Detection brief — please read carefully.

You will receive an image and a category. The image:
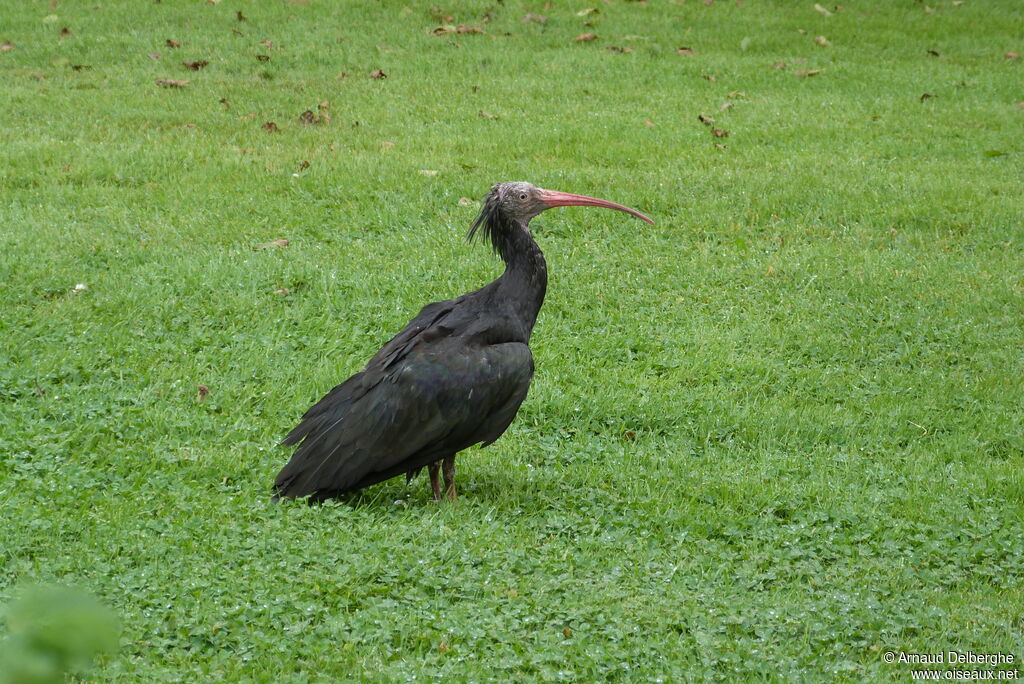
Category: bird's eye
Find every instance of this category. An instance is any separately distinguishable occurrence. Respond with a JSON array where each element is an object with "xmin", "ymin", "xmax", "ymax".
[{"xmin": 519, "ymin": 193, "xmax": 528, "ymax": 201}]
